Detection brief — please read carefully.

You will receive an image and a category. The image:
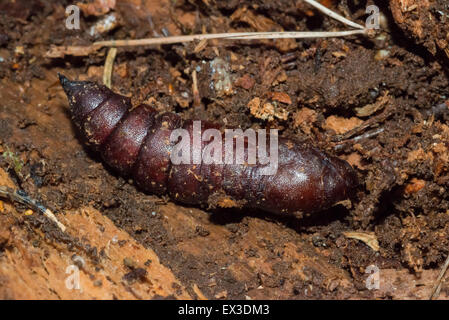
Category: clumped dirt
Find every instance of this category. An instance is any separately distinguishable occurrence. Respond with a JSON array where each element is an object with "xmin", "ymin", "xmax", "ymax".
[{"xmin": 1, "ymin": 0, "xmax": 449, "ymax": 300}]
